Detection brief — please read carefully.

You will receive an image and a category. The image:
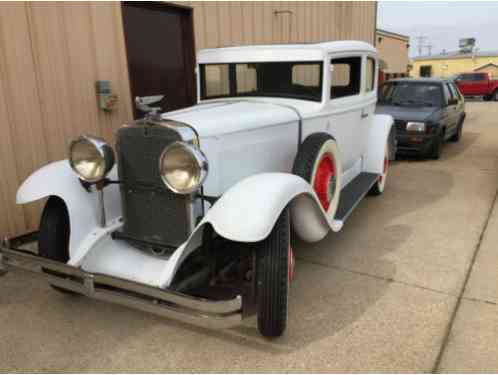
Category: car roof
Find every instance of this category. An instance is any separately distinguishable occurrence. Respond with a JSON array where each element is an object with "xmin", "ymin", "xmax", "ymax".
[{"xmin": 197, "ymin": 41, "xmax": 376, "ymax": 64}]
